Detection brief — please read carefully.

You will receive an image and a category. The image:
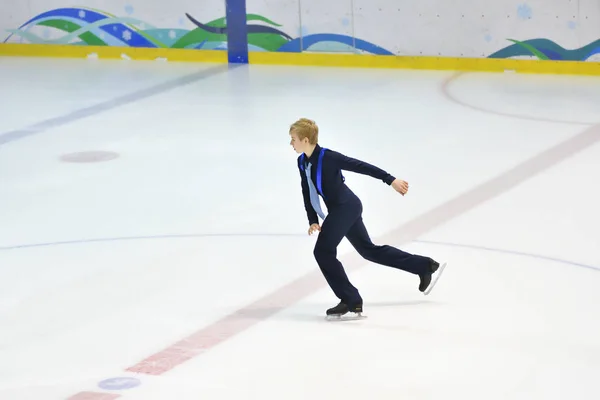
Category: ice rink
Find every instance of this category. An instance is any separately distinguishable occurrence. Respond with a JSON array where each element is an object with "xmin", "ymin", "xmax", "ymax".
[{"xmin": 1, "ymin": 55, "xmax": 599, "ymax": 400}]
